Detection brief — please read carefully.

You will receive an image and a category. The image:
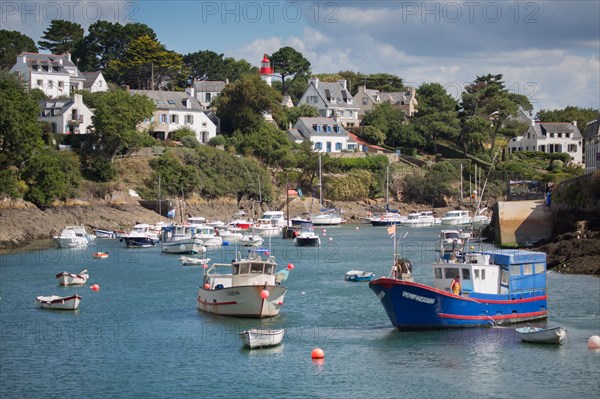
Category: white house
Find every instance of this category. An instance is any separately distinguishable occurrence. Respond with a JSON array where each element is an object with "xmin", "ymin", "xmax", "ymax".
[
  {"xmin": 131, "ymin": 89, "xmax": 217, "ymax": 144},
  {"xmin": 193, "ymin": 80, "xmax": 228, "ymax": 109},
  {"xmin": 508, "ymin": 119, "xmax": 583, "ymax": 165},
  {"xmin": 297, "ymin": 78, "xmax": 360, "ymax": 127},
  {"xmin": 287, "ymin": 117, "xmax": 357, "ymax": 153},
  {"xmin": 38, "ymin": 93, "xmax": 94, "ymax": 134},
  {"xmin": 583, "ymin": 115, "xmax": 600, "ymax": 174},
  {"xmin": 82, "ymin": 71, "xmax": 108, "ymax": 93},
  {"xmin": 353, "ymin": 85, "xmax": 418, "ymax": 119},
  {"xmin": 10, "ymin": 52, "xmax": 87, "ymax": 98}
]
